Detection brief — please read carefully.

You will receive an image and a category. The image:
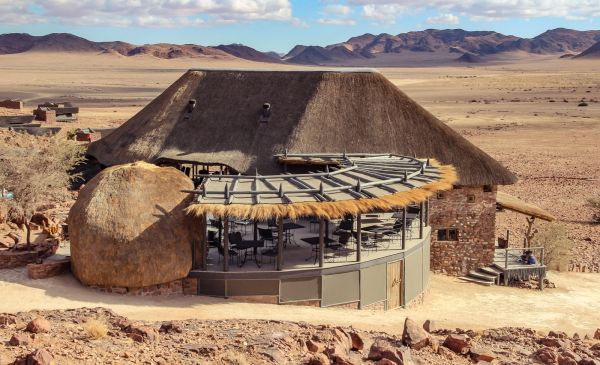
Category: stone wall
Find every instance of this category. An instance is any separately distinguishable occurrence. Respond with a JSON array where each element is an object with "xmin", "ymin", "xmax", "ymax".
[
  {"xmin": 27, "ymin": 258, "xmax": 70, "ymax": 279},
  {"xmin": 429, "ymin": 185, "xmax": 497, "ymax": 275},
  {"xmin": 0, "ymin": 100, "xmax": 23, "ymax": 109},
  {"xmin": 0, "ymin": 241, "xmax": 59, "ymax": 269},
  {"xmin": 88, "ymin": 277, "xmax": 201, "ymax": 296}
]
